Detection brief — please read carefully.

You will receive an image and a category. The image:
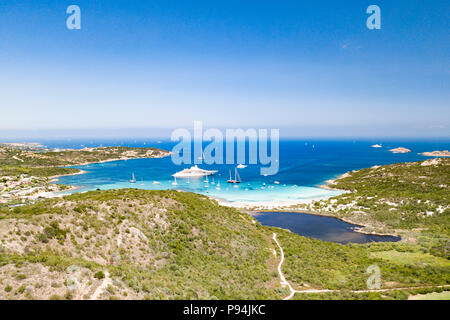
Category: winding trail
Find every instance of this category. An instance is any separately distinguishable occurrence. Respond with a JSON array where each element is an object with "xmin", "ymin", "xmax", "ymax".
[
  {"xmin": 272, "ymin": 233, "xmax": 450, "ymax": 300},
  {"xmin": 272, "ymin": 233, "xmax": 297, "ymax": 300}
]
